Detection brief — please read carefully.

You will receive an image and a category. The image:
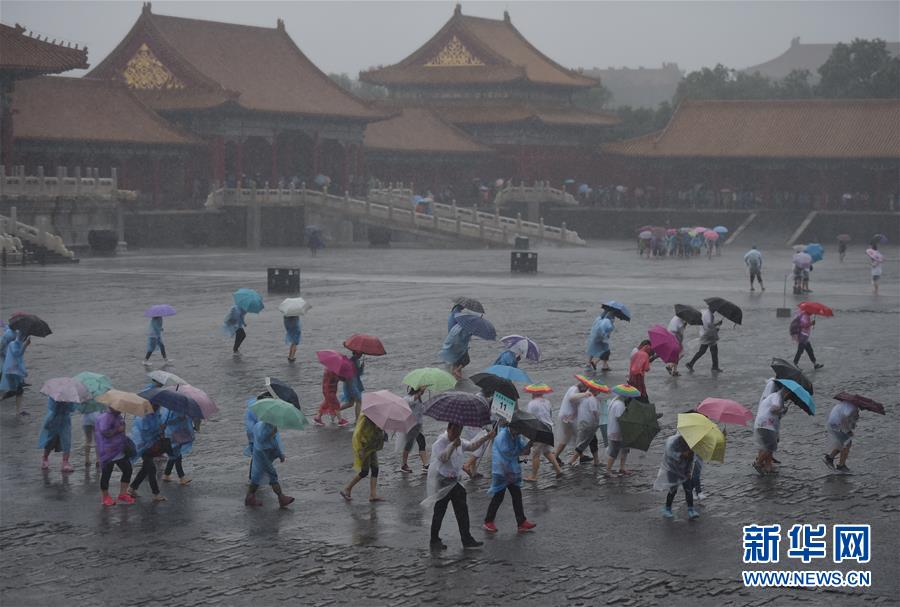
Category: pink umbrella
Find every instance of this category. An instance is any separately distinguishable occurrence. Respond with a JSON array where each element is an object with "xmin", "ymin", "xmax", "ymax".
[
  {"xmin": 361, "ymin": 390, "xmax": 416, "ymax": 432},
  {"xmin": 169, "ymin": 384, "xmax": 219, "ymax": 418},
  {"xmin": 866, "ymin": 248, "xmax": 884, "ymax": 263},
  {"xmin": 40, "ymin": 377, "xmax": 91, "ymax": 403},
  {"xmin": 316, "ymin": 350, "xmax": 356, "ymax": 379},
  {"xmin": 694, "ymin": 226, "xmax": 708, "ymax": 233},
  {"xmin": 647, "ymin": 324, "xmax": 682, "ymax": 364},
  {"xmin": 697, "ymin": 398, "xmax": 753, "ymax": 426},
  {"xmin": 703, "ymin": 230, "xmax": 719, "ymax": 241}
]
